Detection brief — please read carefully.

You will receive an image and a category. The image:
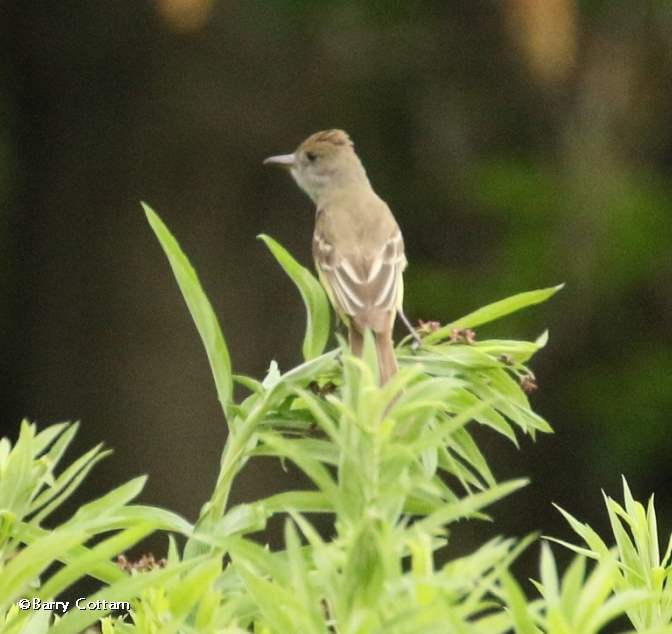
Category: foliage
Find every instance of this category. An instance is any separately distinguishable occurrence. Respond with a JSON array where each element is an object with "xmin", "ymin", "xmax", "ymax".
[
  {"xmin": 548, "ymin": 478, "xmax": 672, "ymax": 631},
  {"xmin": 1, "ymin": 206, "xmax": 669, "ymax": 633},
  {"xmin": 0, "ymin": 421, "xmax": 194, "ymax": 634}
]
